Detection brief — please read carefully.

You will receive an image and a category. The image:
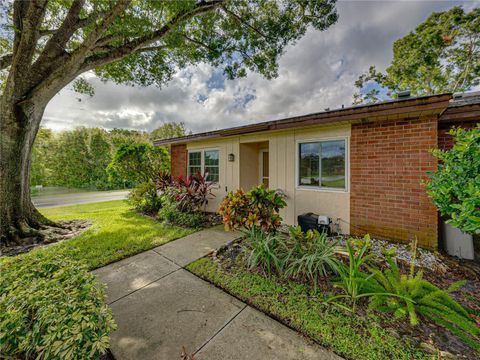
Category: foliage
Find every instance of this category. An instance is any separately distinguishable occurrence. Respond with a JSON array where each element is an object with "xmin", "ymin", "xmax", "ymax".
[
  {"xmin": 219, "ymin": 185, "xmax": 287, "ymax": 231},
  {"xmin": 369, "ymin": 256, "xmax": 480, "ymax": 350},
  {"xmin": 30, "ymin": 126, "xmax": 152, "ymax": 189},
  {"xmin": 108, "ymin": 143, "xmax": 170, "ymax": 185},
  {"xmin": 1, "ymin": 0, "xmax": 338, "ymax": 95},
  {"xmin": 175, "ymin": 173, "xmax": 216, "ymax": 212},
  {"xmin": 353, "ymin": 6, "xmax": 480, "ymax": 104},
  {"xmin": 426, "ymin": 126, "xmax": 480, "ymax": 234},
  {"xmin": 243, "ymin": 226, "xmax": 288, "ymax": 275},
  {"xmin": 328, "ymin": 235, "xmax": 377, "ymax": 312},
  {"xmin": 128, "ymin": 180, "xmax": 163, "ymax": 214},
  {"xmin": 0, "ymin": 252, "xmax": 115, "ymax": 359},
  {"xmin": 284, "ymin": 226, "xmax": 342, "ymax": 290},
  {"xmin": 150, "ymin": 122, "xmax": 190, "ymax": 141},
  {"xmin": 158, "ymin": 196, "xmax": 206, "ymax": 228},
  {"xmin": 30, "ymin": 128, "xmax": 55, "ymax": 186},
  {"xmin": 41, "ymin": 201, "xmax": 192, "ymax": 270},
  {"xmin": 187, "ymin": 257, "xmax": 430, "ymax": 360}
]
